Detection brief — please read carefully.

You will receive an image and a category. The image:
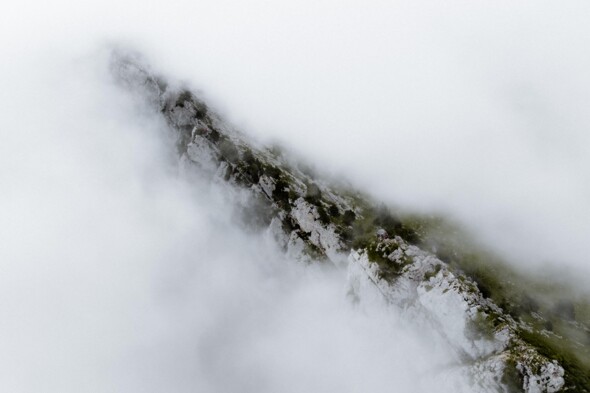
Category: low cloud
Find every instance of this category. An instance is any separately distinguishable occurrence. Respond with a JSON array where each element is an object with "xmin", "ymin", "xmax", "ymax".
[
  {"xmin": 0, "ymin": 48, "xmax": 477, "ymax": 392},
  {"xmin": 2, "ymin": 1, "xmax": 589, "ymax": 391},
  {"xmin": 4, "ymin": 0, "xmax": 589, "ymax": 284}
]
